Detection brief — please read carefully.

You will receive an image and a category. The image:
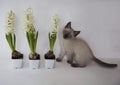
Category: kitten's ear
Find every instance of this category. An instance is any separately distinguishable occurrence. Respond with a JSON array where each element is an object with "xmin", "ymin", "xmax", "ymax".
[
  {"xmin": 74, "ymin": 31, "xmax": 80, "ymax": 37},
  {"xmin": 65, "ymin": 21, "xmax": 71, "ymax": 28}
]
